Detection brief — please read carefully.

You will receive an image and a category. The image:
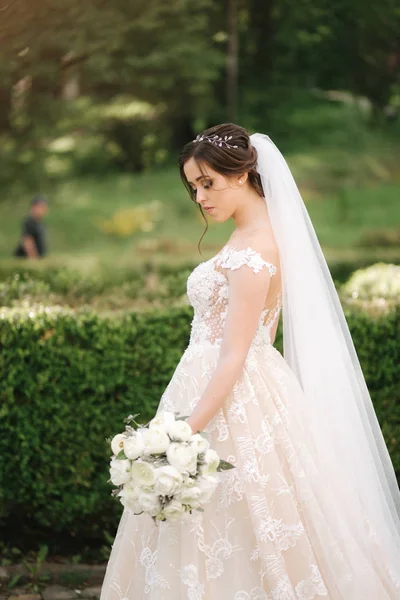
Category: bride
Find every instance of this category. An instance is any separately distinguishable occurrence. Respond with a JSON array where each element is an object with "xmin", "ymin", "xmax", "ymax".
[{"xmin": 100, "ymin": 124, "xmax": 400, "ymax": 599}]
